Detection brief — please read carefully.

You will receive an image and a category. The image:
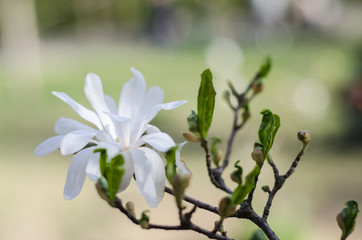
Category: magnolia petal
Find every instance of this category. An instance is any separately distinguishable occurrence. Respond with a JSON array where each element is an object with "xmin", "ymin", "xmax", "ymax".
[
  {"xmin": 118, "ymin": 68, "xmax": 146, "ymax": 119},
  {"xmin": 52, "ymin": 91, "xmax": 102, "ymax": 129},
  {"xmin": 63, "ymin": 148, "xmax": 94, "ymax": 200},
  {"xmin": 118, "ymin": 151, "xmax": 134, "ymax": 192},
  {"xmin": 104, "ymin": 94, "xmax": 118, "ymax": 115},
  {"xmin": 105, "ymin": 112, "xmax": 131, "ymax": 150},
  {"xmin": 132, "ymin": 100, "xmax": 187, "ymax": 141},
  {"xmin": 131, "ymin": 147, "xmax": 165, "ymax": 208},
  {"xmin": 85, "ymin": 151, "xmax": 101, "ymax": 181},
  {"xmin": 96, "ymin": 141, "xmax": 122, "ymax": 159},
  {"xmin": 176, "ymin": 141, "xmax": 191, "ymax": 176},
  {"xmin": 34, "ymin": 135, "xmax": 64, "ymax": 157},
  {"xmin": 55, "ymin": 117, "xmax": 95, "ymax": 135},
  {"xmin": 84, "ymin": 73, "xmax": 117, "ymax": 139},
  {"xmin": 135, "ymin": 132, "xmax": 175, "ymax": 152},
  {"xmin": 145, "ymin": 124, "xmax": 161, "ymax": 134},
  {"xmin": 142, "ymin": 86, "xmax": 164, "ymax": 110},
  {"xmin": 60, "ymin": 129, "xmax": 98, "ymax": 155}
]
